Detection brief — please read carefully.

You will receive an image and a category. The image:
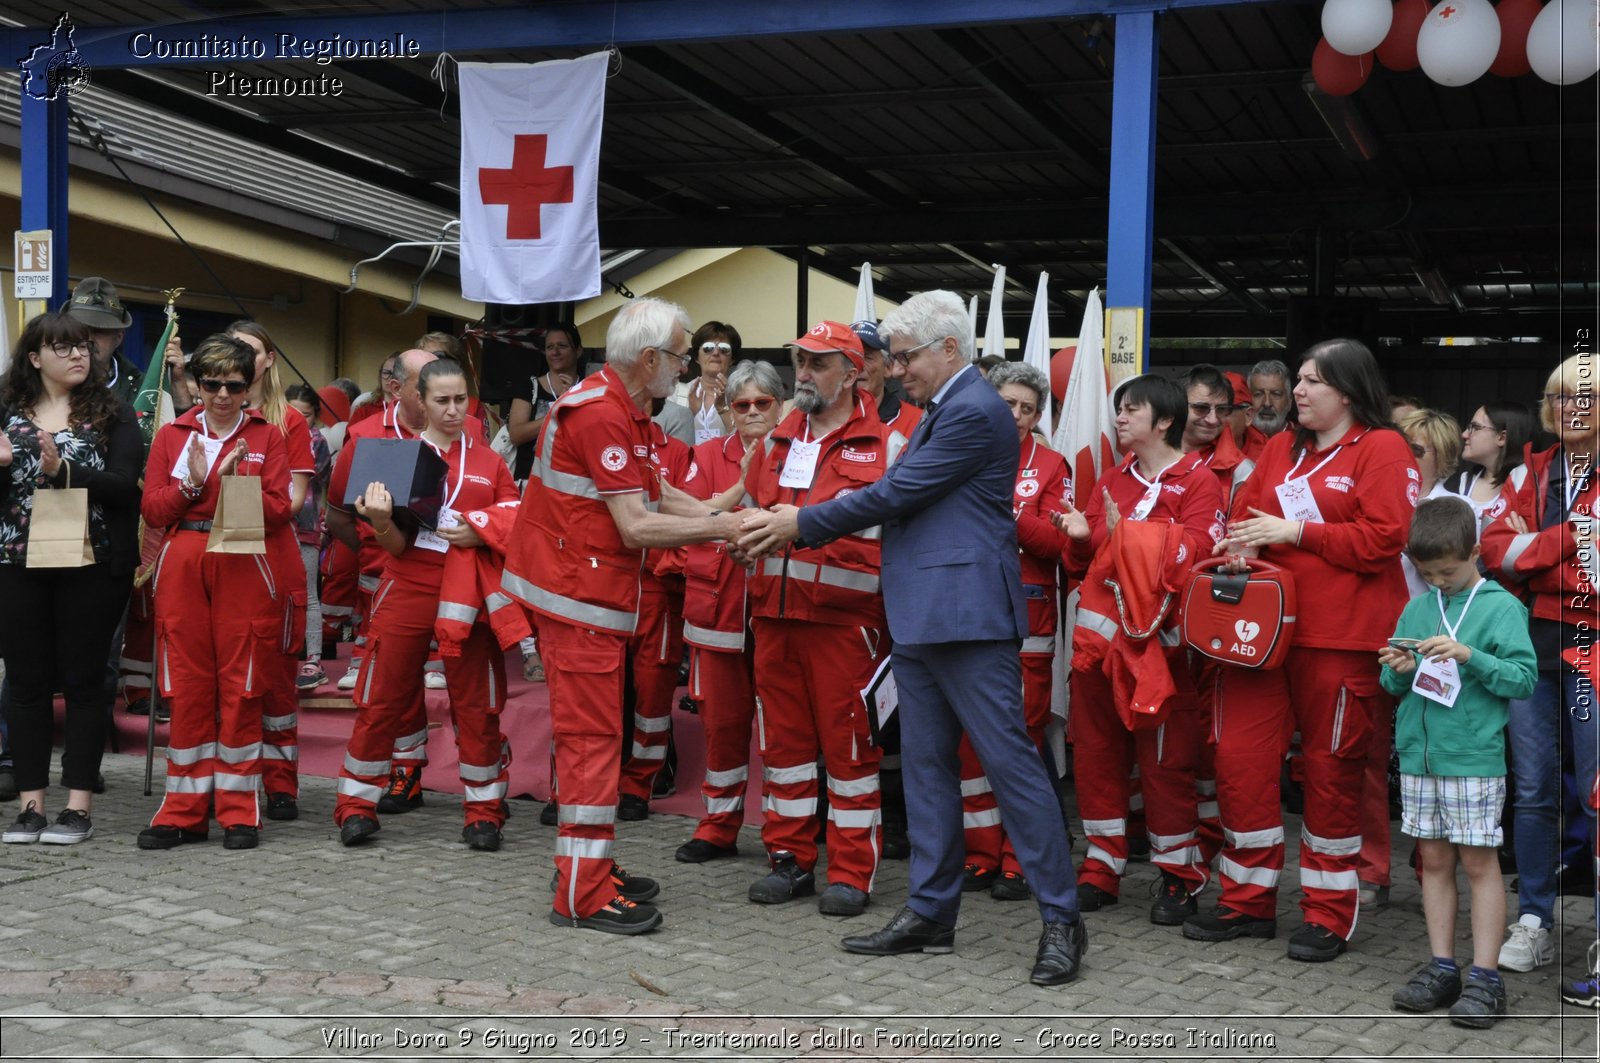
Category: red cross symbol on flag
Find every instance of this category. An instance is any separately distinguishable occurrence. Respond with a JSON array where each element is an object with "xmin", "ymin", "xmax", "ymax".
[
  {"xmin": 478, "ymin": 134, "xmax": 575, "ymax": 240},
  {"xmin": 1438, "ymin": 4, "xmax": 1457, "ymax": 16}
]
